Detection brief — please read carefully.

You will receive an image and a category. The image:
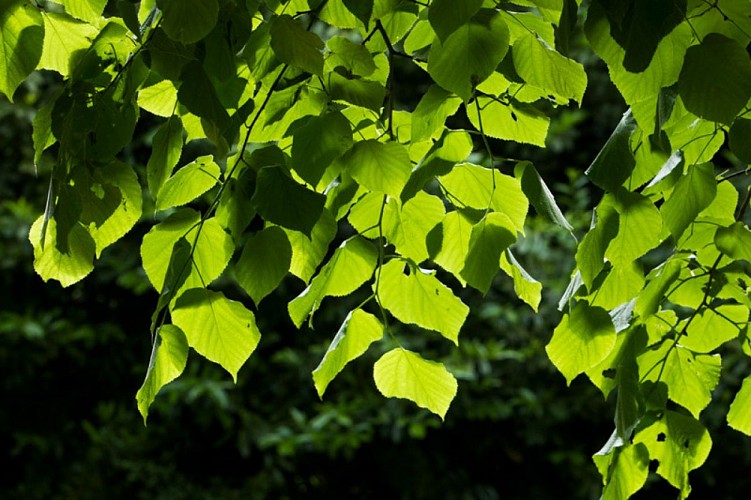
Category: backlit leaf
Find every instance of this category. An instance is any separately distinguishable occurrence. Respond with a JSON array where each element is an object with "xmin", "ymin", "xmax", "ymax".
[
  {"xmin": 461, "ymin": 212, "xmax": 516, "ymax": 294},
  {"xmin": 728, "ymin": 376, "xmax": 751, "ymax": 436},
  {"xmin": 466, "ymin": 96, "xmax": 549, "ymax": 147},
  {"xmin": 0, "ymin": 1, "xmax": 43, "ymax": 101},
  {"xmin": 39, "ymin": 11, "xmax": 97, "ymax": 77},
  {"xmin": 156, "ymin": 155, "xmax": 220, "ymax": 211},
  {"xmin": 235, "ymin": 226, "xmax": 292, "ymax": 306},
  {"xmin": 270, "ymin": 14, "xmax": 324, "ymax": 76},
  {"xmin": 715, "ymin": 222, "xmax": 751, "ymax": 262},
  {"xmin": 146, "ymin": 116, "xmax": 183, "ymax": 199},
  {"xmin": 500, "ymin": 250, "xmax": 542, "ymax": 312},
  {"xmin": 428, "ymin": 0, "xmax": 483, "ymax": 41},
  {"xmin": 342, "ymin": 140, "xmax": 411, "ymax": 198},
  {"xmin": 29, "ymin": 217, "xmax": 95, "ymax": 287},
  {"xmin": 661, "ymin": 163, "xmax": 717, "ymax": 239},
  {"xmin": 252, "ymin": 166, "xmax": 326, "ymax": 236},
  {"xmin": 157, "ymin": 0, "xmax": 218, "ymax": 44}
]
